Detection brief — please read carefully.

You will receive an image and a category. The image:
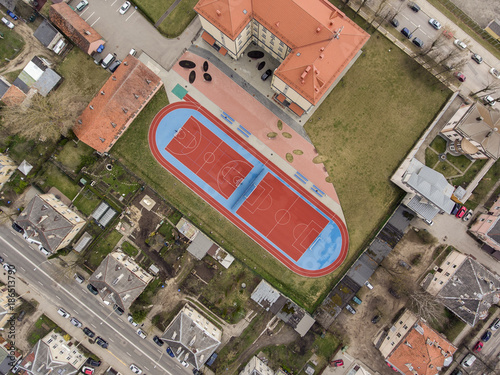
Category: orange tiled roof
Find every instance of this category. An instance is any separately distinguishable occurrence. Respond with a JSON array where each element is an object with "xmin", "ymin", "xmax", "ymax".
[
  {"xmin": 194, "ymin": 0, "xmax": 369, "ymax": 105},
  {"xmin": 73, "ymin": 55, "xmax": 162, "ymax": 153},
  {"xmin": 387, "ymin": 320, "xmax": 457, "ymax": 375},
  {"xmin": 50, "ymin": 2, "xmax": 103, "ymax": 54},
  {"xmin": 2, "ymin": 85, "xmax": 26, "ymax": 106}
]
